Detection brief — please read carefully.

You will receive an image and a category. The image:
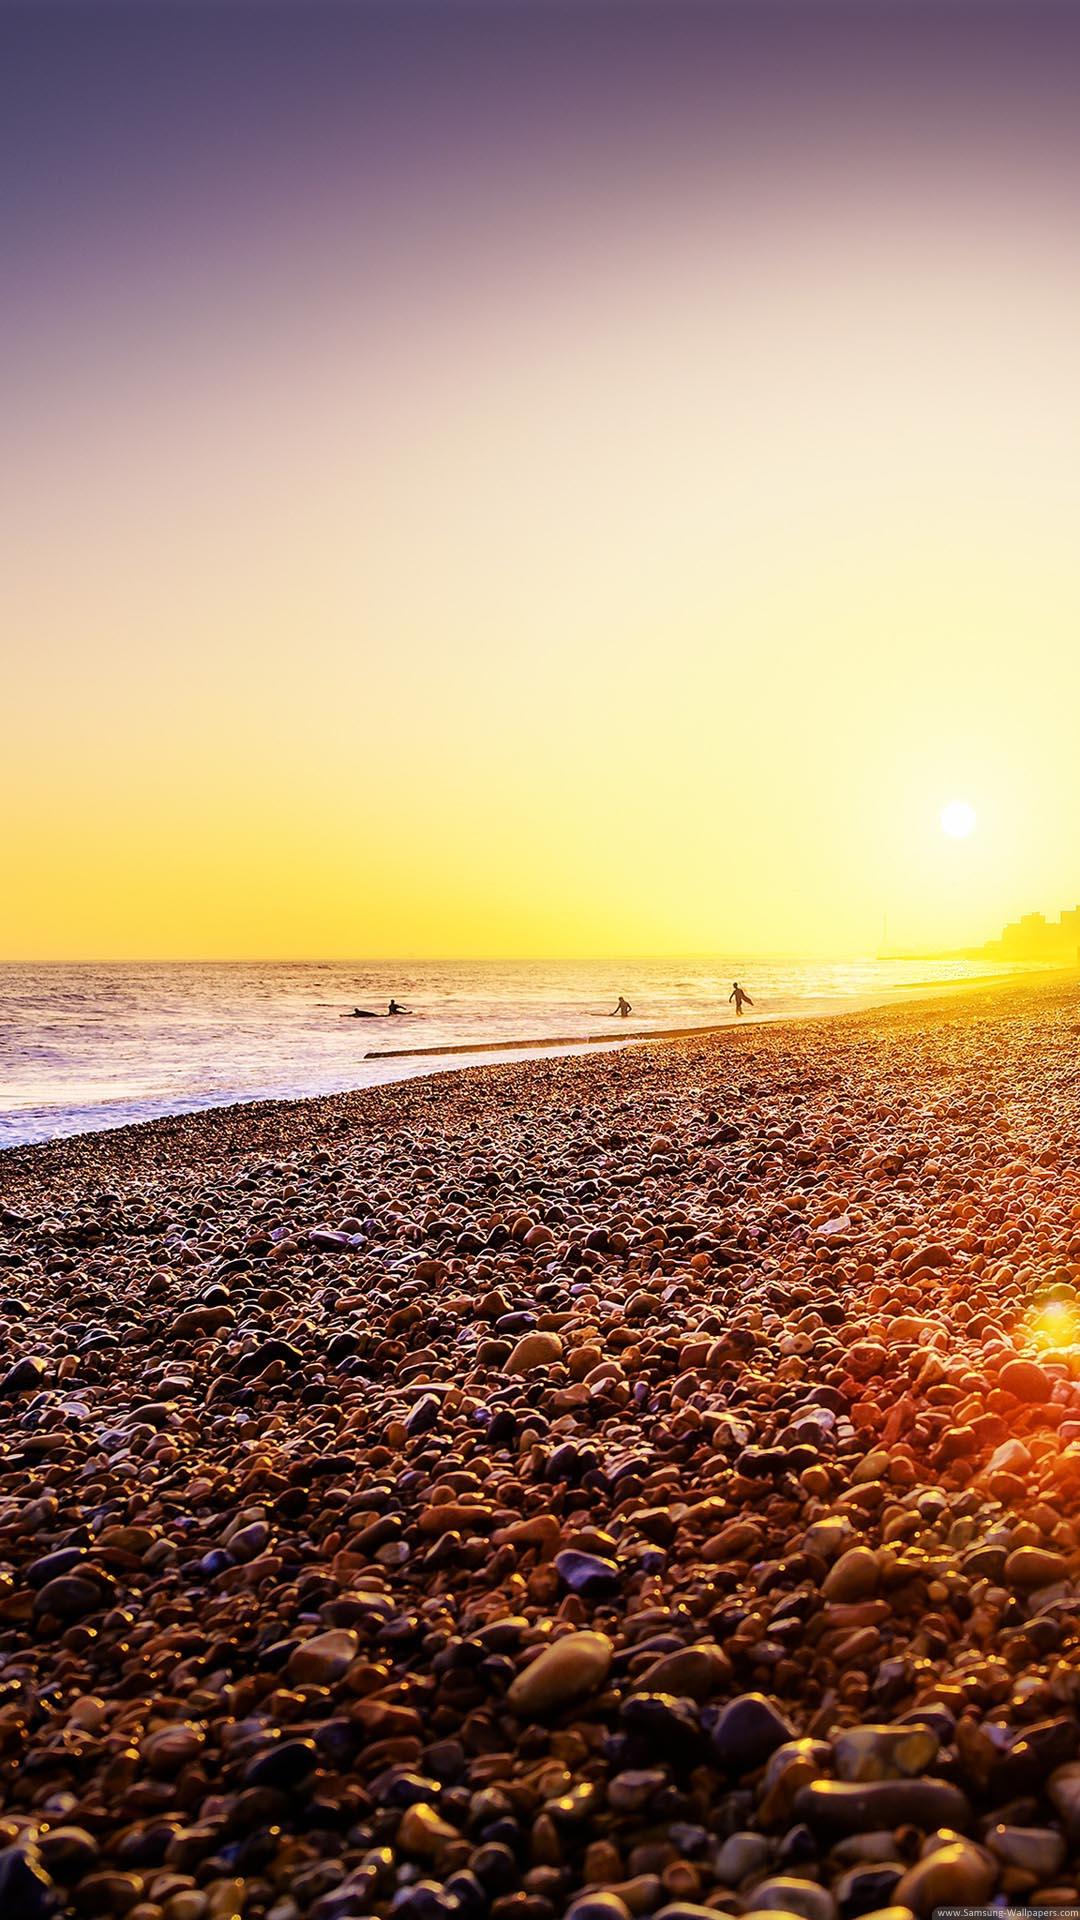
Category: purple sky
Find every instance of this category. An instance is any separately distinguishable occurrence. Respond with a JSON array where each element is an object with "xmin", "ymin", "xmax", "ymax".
[
  {"xmin": 6, "ymin": 2, "xmax": 1080, "ymax": 959},
  {"xmin": 6, "ymin": 3, "xmax": 1080, "ymax": 324}
]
